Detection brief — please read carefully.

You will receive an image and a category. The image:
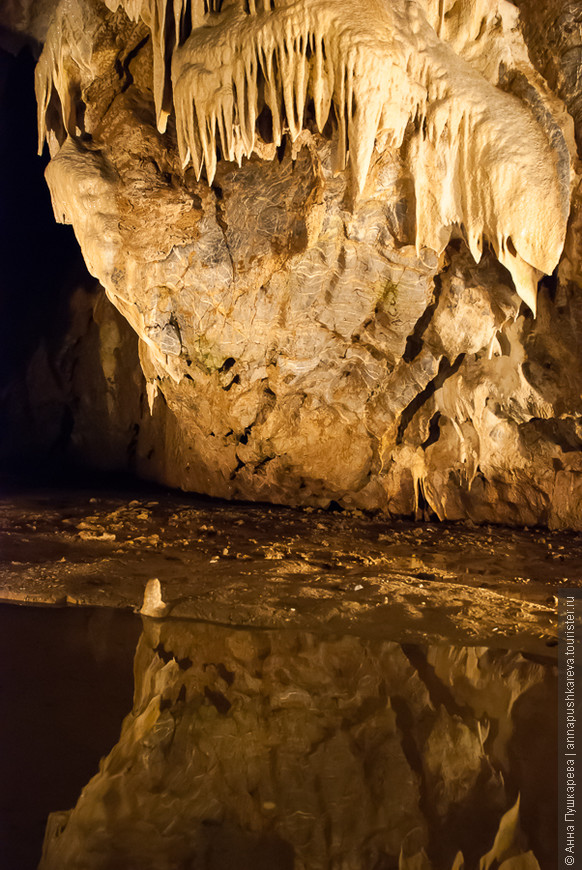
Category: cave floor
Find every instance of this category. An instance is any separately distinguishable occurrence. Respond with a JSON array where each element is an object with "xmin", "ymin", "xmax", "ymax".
[{"xmin": 1, "ymin": 484, "xmax": 580, "ymax": 656}]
